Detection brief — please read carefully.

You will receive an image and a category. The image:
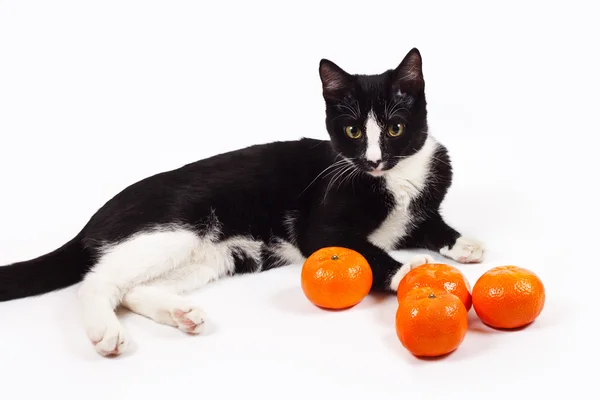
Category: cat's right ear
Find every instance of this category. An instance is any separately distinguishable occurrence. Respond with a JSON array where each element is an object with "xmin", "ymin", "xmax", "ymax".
[{"xmin": 319, "ymin": 59, "xmax": 352, "ymax": 100}]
